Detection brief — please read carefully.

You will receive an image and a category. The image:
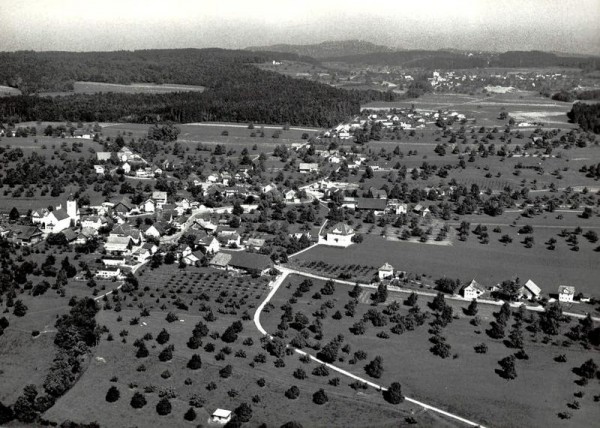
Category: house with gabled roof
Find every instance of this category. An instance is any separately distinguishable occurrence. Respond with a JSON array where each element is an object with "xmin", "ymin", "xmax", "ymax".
[
  {"xmin": 558, "ymin": 285, "xmax": 575, "ymax": 303},
  {"xmin": 209, "ymin": 252, "xmax": 233, "ymax": 270},
  {"xmin": 378, "ymin": 263, "xmax": 394, "ymax": 280},
  {"xmin": 461, "ymin": 279, "xmax": 486, "ymax": 300},
  {"xmin": 521, "ymin": 279, "xmax": 541, "ymax": 300}
]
